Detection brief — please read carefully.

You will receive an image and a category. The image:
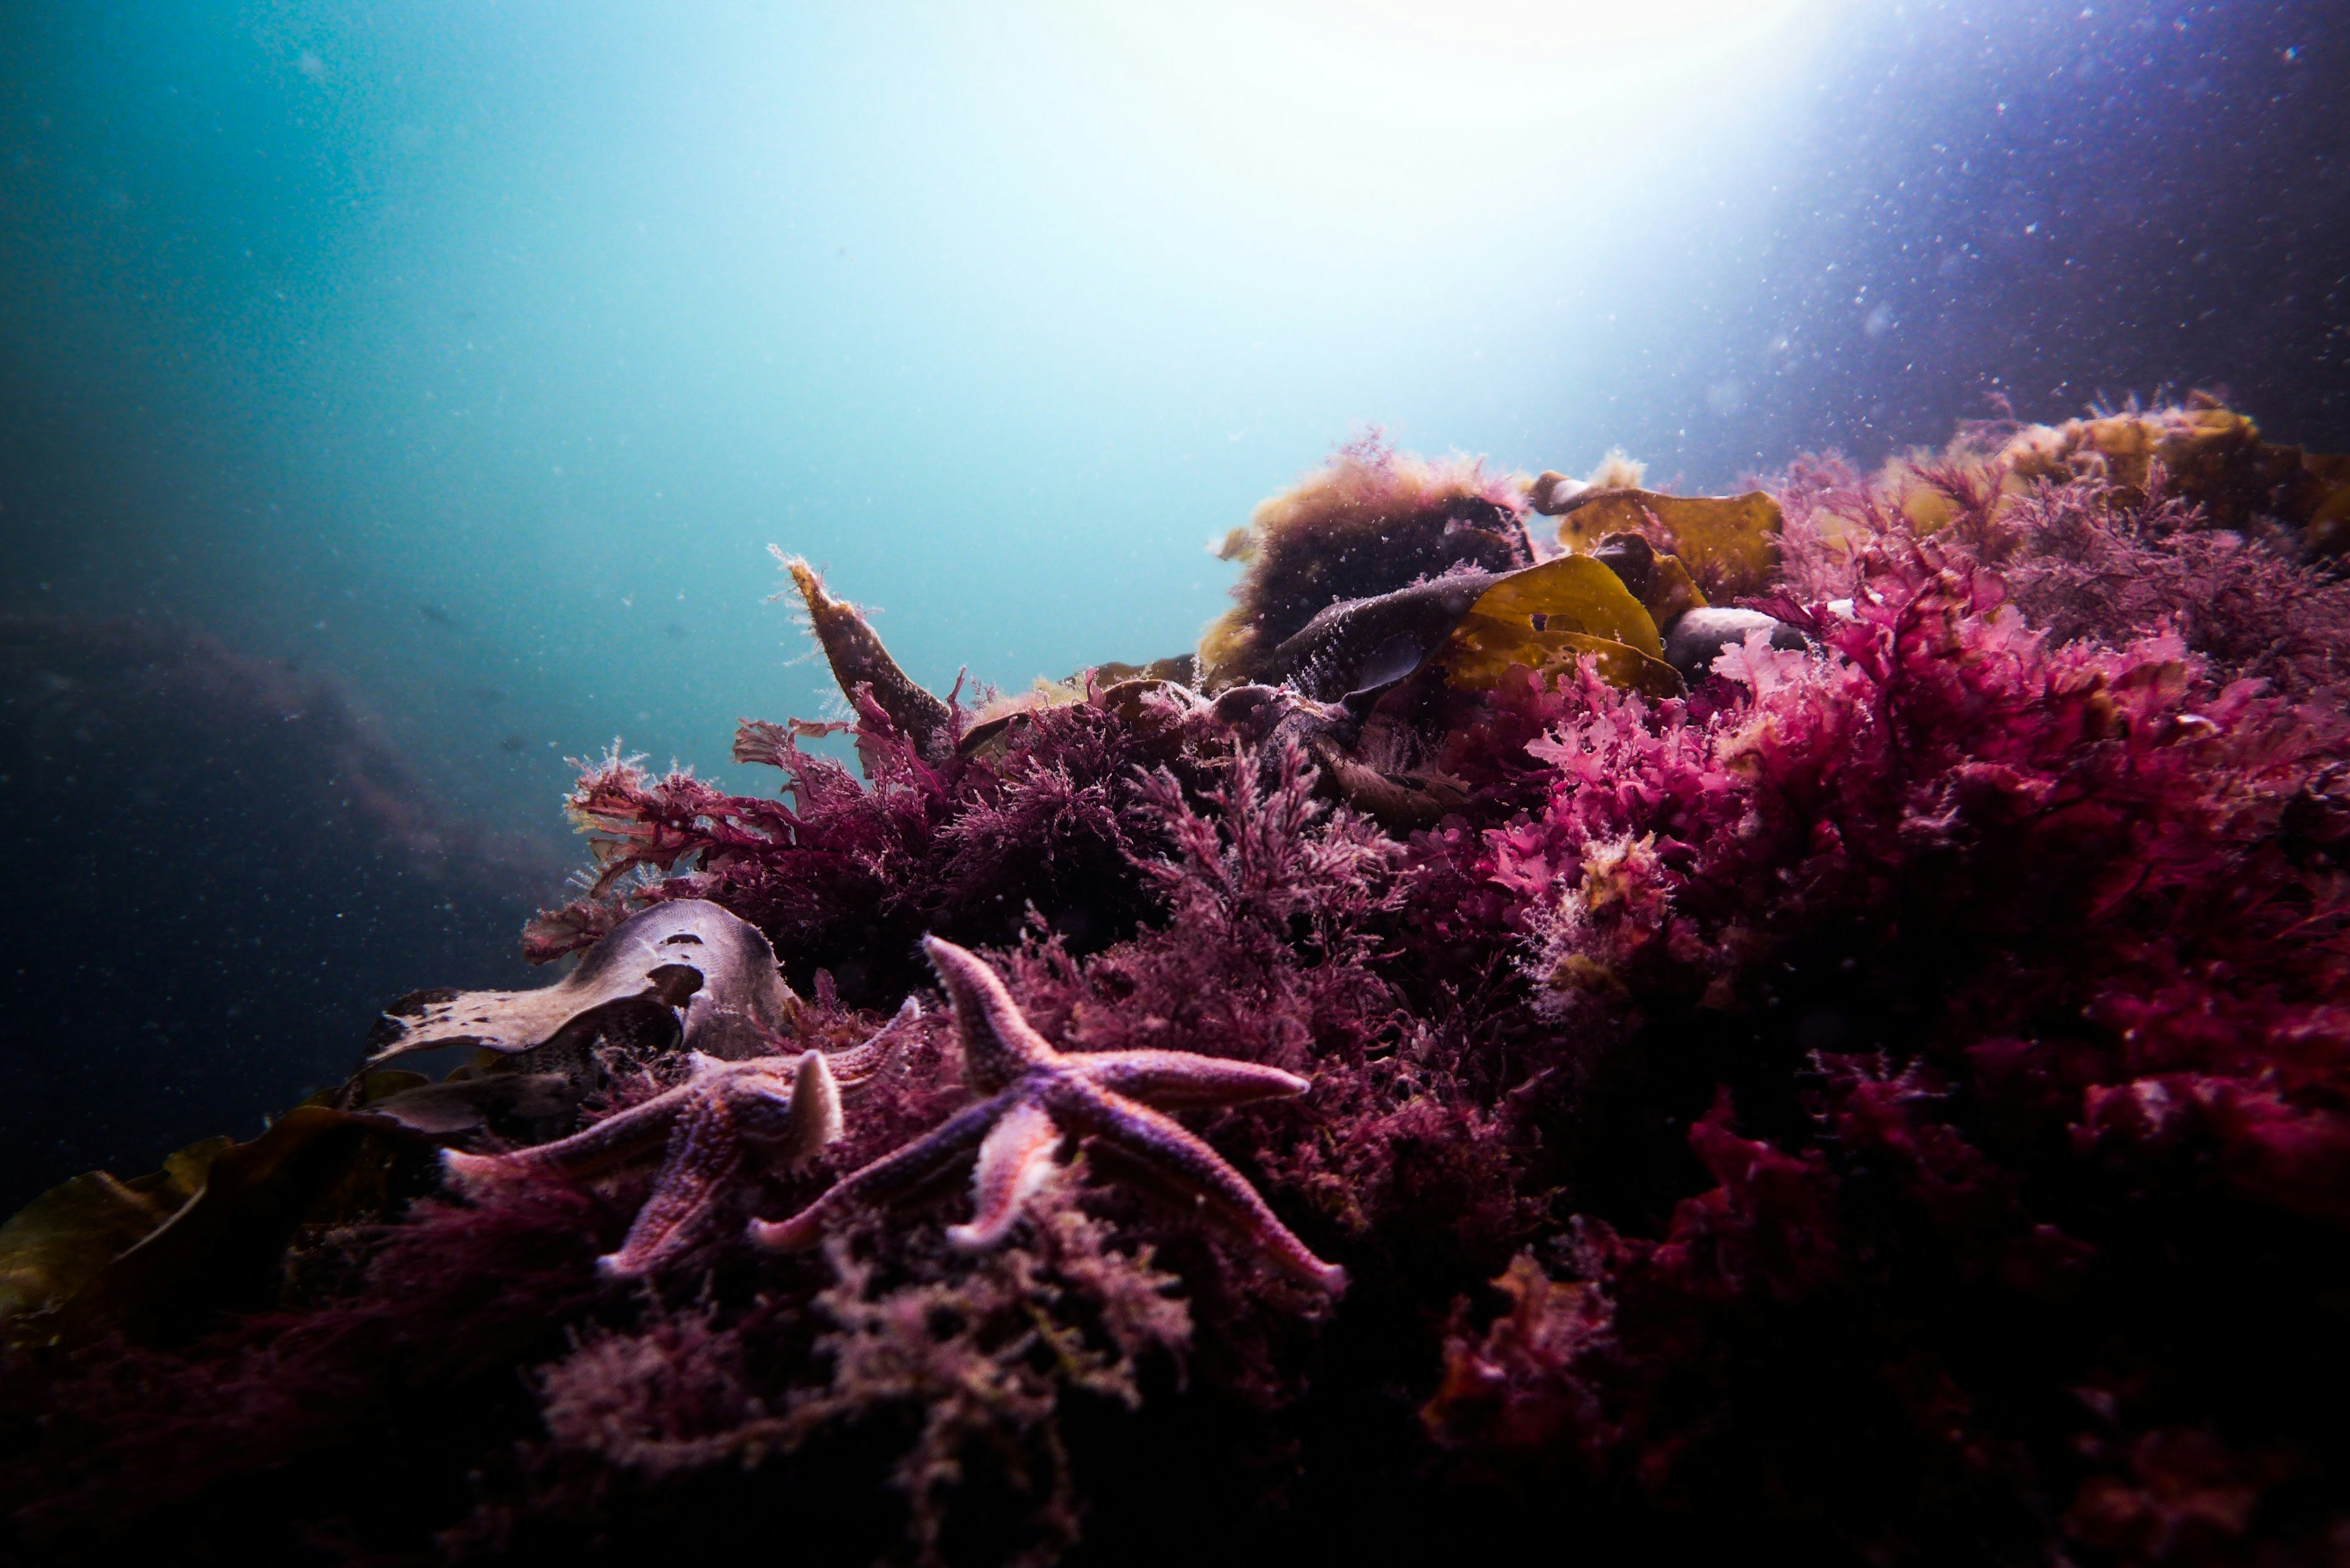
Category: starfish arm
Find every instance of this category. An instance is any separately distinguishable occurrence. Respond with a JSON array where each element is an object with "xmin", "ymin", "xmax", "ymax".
[
  {"xmin": 947, "ymin": 1097, "xmax": 1063, "ymax": 1251},
  {"xmin": 922, "ymin": 936, "xmax": 1056, "ymax": 1093},
  {"xmin": 440, "ymin": 1078, "xmax": 690, "ymax": 1193},
  {"xmin": 747, "ymin": 1091, "xmax": 1012, "ymax": 1253},
  {"xmin": 1067, "ymin": 1050, "xmax": 1312, "ymax": 1111},
  {"xmin": 785, "ymin": 1048, "xmax": 845, "ymax": 1161},
  {"xmin": 1044, "ymin": 1077, "xmax": 1348, "ymax": 1294},
  {"xmin": 598, "ymin": 1090, "xmax": 739, "ymax": 1279},
  {"xmin": 822, "ymin": 996, "xmax": 924, "ymax": 1082},
  {"xmin": 722, "ymin": 1052, "xmax": 843, "ymax": 1168}
]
